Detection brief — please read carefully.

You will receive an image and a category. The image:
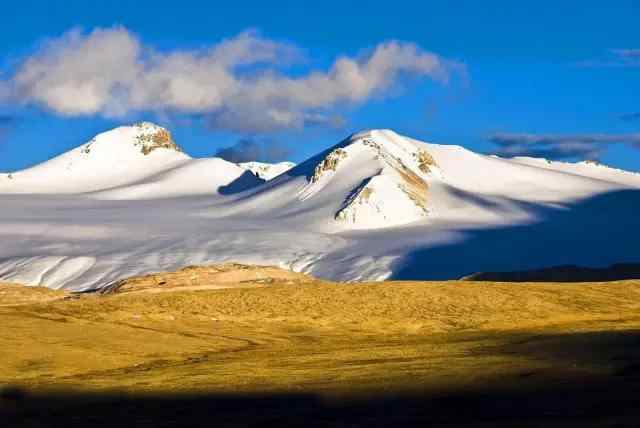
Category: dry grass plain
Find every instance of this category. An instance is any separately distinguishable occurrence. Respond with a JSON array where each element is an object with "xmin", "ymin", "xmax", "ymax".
[{"xmin": 2, "ymin": 264, "xmax": 640, "ymax": 427}]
